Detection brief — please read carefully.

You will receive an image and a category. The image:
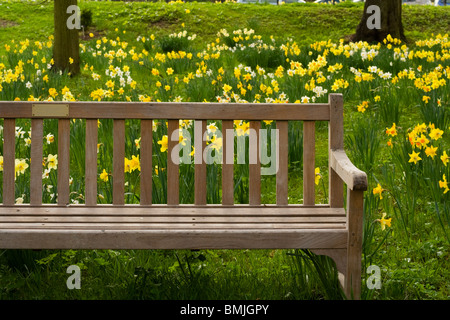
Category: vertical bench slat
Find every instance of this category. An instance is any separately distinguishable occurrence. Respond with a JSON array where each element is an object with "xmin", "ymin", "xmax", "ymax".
[
  {"xmin": 113, "ymin": 119, "xmax": 125, "ymax": 205},
  {"xmin": 329, "ymin": 94, "xmax": 344, "ymax": 208},
  {"xmin": 303, "ymin": 121, "xmax": 316, "ymax": 206},
  {"xmin": 85, "ymin": 119, "xmax": 98, "ymax": 206},
  {"xmin": 249, "ymin": 121, "xmax": 261, "ymax": 205},
  {"xmin": 276, "ymin": 121, "xmax": 289, "ymax": 205},
  {"xmin": 222, "ymin": 120, "xmax": 234, "ymax": 205},
  {"xmin": 194, "ymin": 120, "xmax": 207, "ymax": 205},
  {"xmin": 3, "ymin": 119, "xmax": 15, "ymax": 205},
  {"xmin": 30, "ymin": 119, "xmax": 43, "ymax": 205},
  {"xmin": 167, "ymin": 119, "xmax": 179, "ymax": 205},
  {"xmin": 140, "ymin": 120, "xmax": 153, "ymax": 205},
  {"xmin": 58, "ymin": 119, "xmax": 70, "ymax": 206}
]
